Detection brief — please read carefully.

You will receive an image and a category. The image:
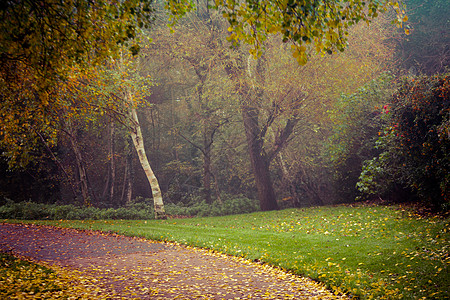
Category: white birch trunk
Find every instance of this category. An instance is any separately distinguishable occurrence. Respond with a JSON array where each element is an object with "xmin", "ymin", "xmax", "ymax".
[{"xmin": 128, "ymin": 99, "xmax": 166, "ymax": 219}]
